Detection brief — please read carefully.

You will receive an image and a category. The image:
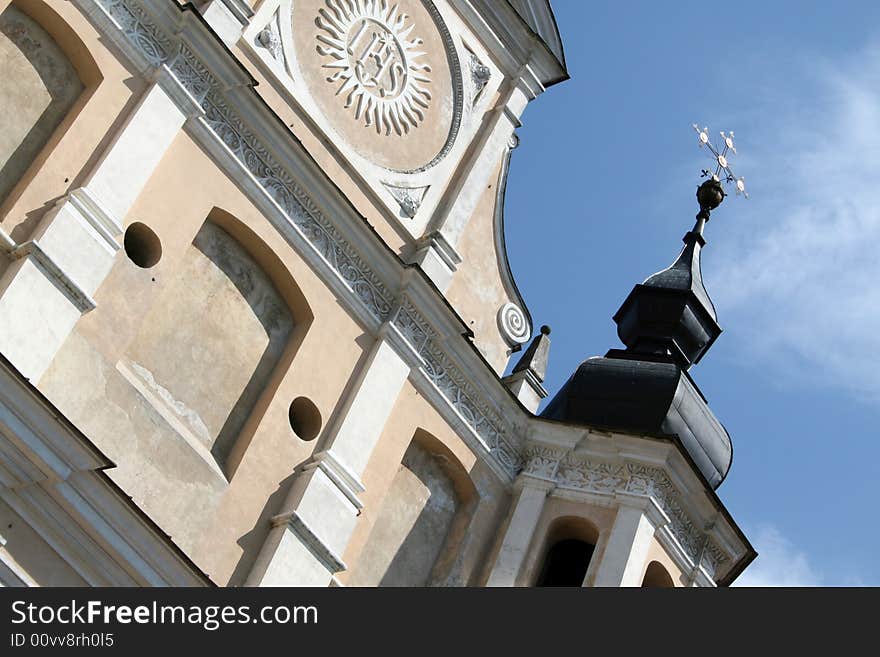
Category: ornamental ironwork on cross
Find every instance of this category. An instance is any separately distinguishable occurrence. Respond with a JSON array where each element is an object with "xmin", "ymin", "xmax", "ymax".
[{"xmin": 691, "ymin": 124, "xmax": 748, "ymax": 222}]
